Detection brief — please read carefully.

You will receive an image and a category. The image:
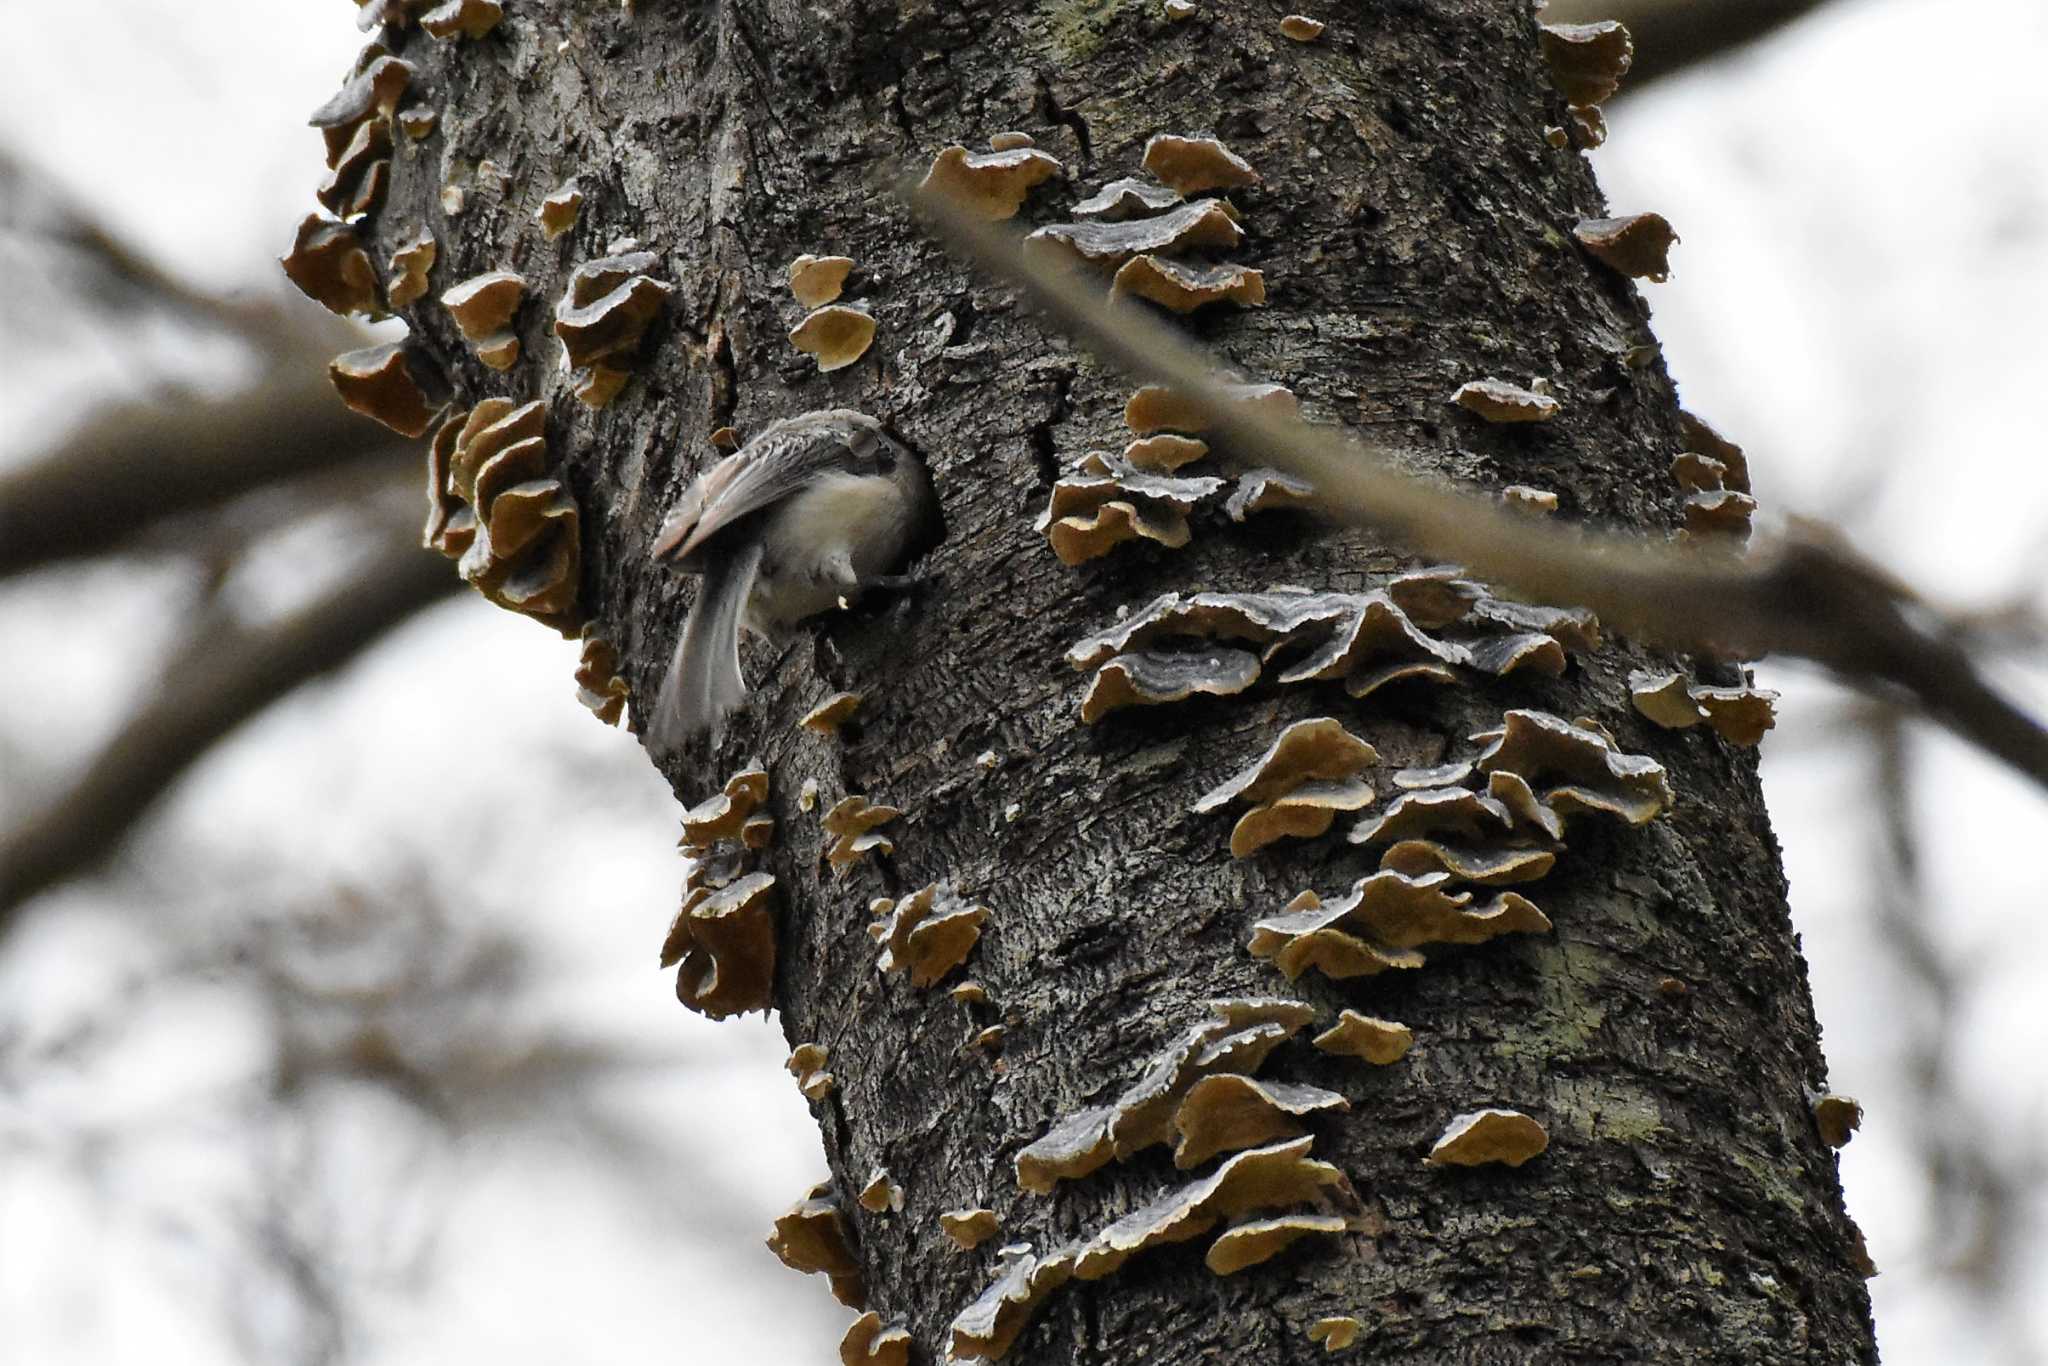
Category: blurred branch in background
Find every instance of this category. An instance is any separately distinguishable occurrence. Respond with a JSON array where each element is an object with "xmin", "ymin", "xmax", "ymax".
[{"xmin": 1542, "ymin": 0, "xmax": 1842, "ymax": 91}]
